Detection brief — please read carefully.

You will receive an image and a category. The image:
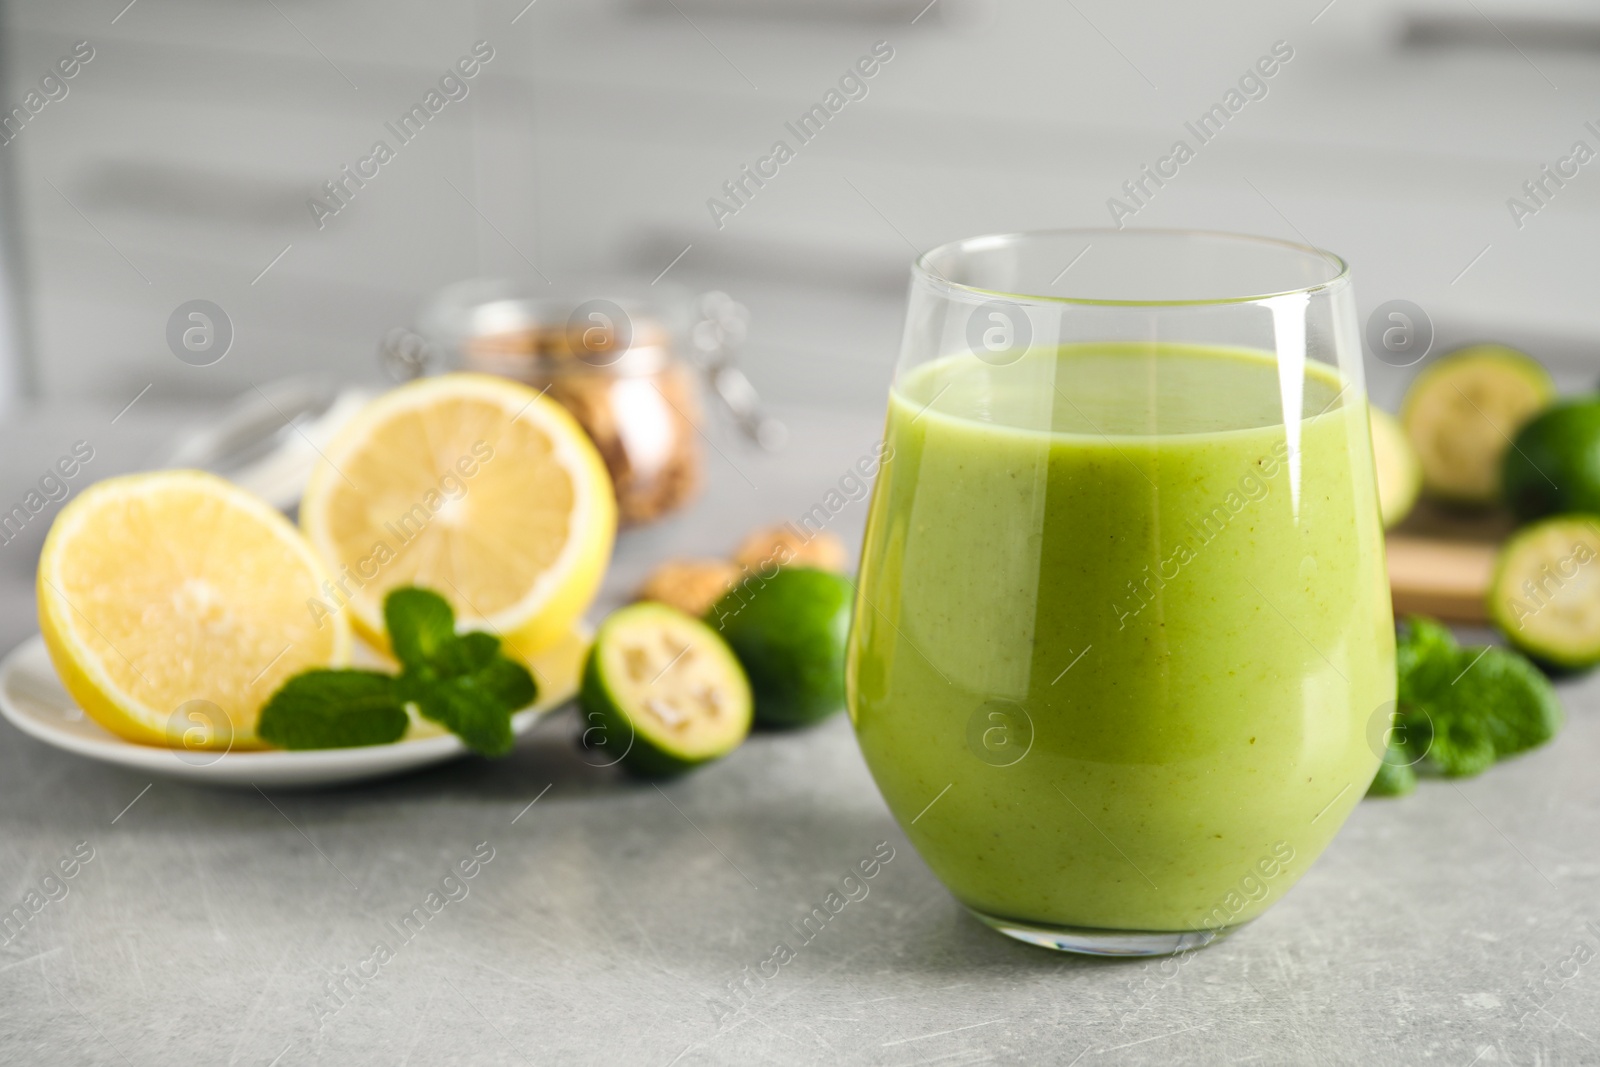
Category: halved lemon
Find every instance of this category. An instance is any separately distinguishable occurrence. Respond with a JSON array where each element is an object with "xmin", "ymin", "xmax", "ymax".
[
  {"xmin": 299, "ymin": 374, "xmax": 616, "ymax": 661},
  {"xmin": 38, "ymin": 470, "xmax": 350, "ymax": 749}
]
